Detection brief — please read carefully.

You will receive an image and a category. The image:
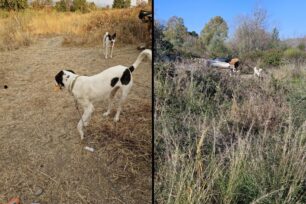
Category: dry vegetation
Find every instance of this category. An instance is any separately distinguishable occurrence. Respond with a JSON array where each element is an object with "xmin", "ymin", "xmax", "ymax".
[
  {"xmin": 0, "ymin": 6, "xmax": 151, "ymax": 51},
  {"xmin": 155, "ymin": 61, "xmax": 306, "ymax": 203},
  {"xmin": 0, "ymin": 5, "xmax": 152, "ymax": 204}
]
